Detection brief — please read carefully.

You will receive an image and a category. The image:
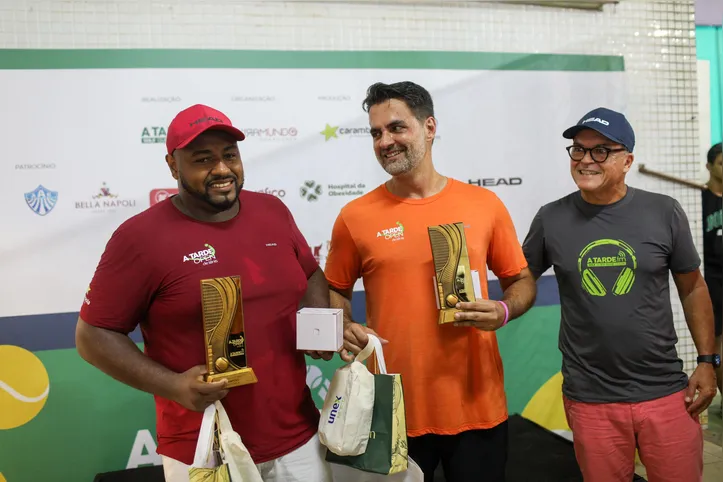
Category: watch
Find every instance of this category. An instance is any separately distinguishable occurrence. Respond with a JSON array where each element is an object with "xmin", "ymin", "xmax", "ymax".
[{"xmin": 697, "ymin": 354, "xmax": 721, "ymax": 368}]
